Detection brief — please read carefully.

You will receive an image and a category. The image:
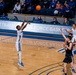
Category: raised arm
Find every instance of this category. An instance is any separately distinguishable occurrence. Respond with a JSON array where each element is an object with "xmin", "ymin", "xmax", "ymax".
[
  {"xmin": 65, "ymin": 29, "xmax": 72, "ymax": 33},
  {"xmin": 60, "ymin": 27, "xmax": 67, "ymax": 41},
  {"xmin": 21, "ymin": 22, "xmax": 30, "ymax": 30},
  {"xmin": 20, "ymin": 19, "xmax": 26, "ymax": 29},
  {"xmin": 65, "ymin": 43, "xmax": 73, "ymax": 50}
]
